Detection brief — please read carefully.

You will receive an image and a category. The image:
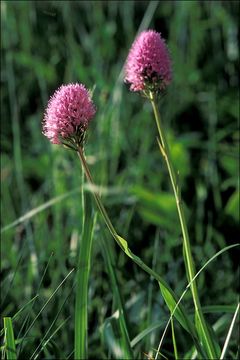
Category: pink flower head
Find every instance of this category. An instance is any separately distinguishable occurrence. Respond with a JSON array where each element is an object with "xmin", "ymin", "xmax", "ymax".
[
  {"xmin": 43, "ymin": 83, "xmax": 96, "ymax": 145},
  {"xmin": 124, "ymin": 30, "xmax": 172, "ymax": 92}
]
